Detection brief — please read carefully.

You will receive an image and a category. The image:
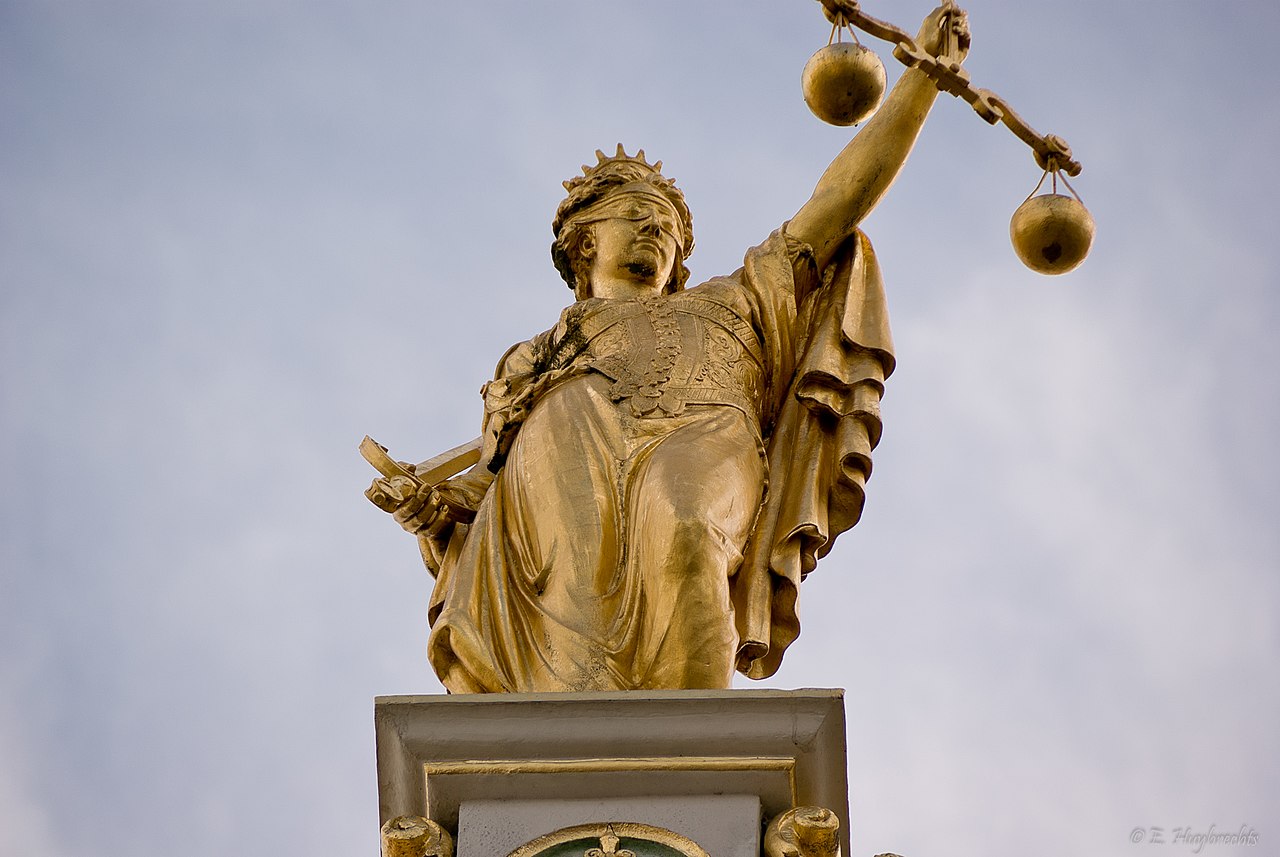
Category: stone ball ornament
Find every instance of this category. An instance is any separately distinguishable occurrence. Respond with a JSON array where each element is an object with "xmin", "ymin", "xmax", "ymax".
[
  {"xmin": 1009, "ymin": 191, "xmax": 1095, "ymax": 275},
  {"xmin": 802, "ymin": 41, "xmax": 887, "ymax": 126}
]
